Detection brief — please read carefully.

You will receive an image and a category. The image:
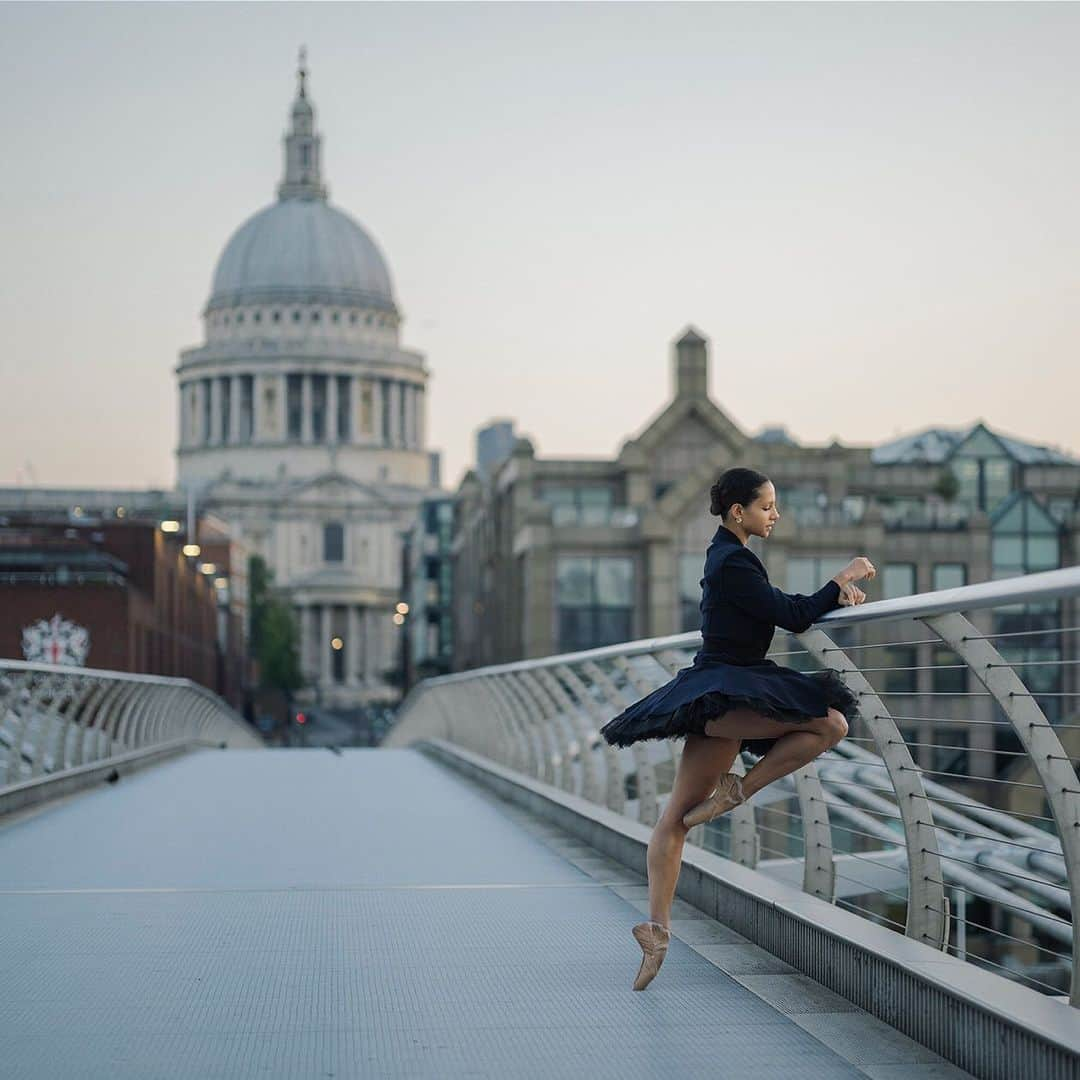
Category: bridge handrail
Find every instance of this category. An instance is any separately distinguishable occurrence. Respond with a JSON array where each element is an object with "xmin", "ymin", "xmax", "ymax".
[
  {"xmin": 0, "ymin": 660, "xmax": 261, "ymax": 802},
  {"xmin": 386, "ymin": 563, "xmax": 1080, "ymax": 1008}
]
